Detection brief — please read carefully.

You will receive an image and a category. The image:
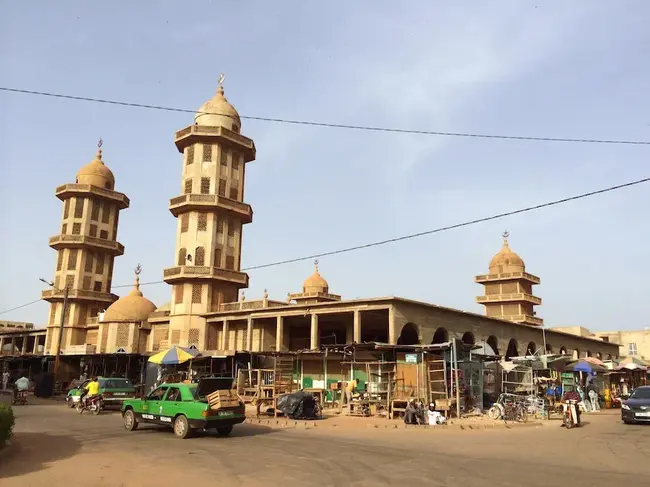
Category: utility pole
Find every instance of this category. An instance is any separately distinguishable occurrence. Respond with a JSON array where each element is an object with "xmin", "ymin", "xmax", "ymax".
[{"xmin": 54, "ymin": 286, "xmax": 69, "ymax": 380}]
